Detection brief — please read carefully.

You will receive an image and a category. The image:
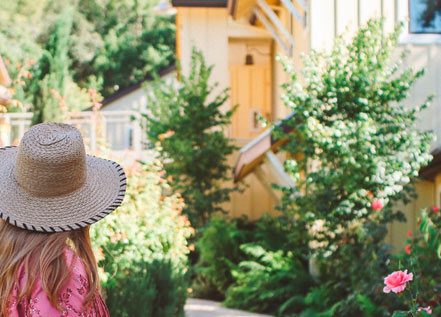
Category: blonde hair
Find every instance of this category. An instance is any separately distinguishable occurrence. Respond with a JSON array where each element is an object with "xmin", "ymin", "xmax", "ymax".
[{"xmin": 0, "ymin": 220, "xmax": 101, "ymax": 315}]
